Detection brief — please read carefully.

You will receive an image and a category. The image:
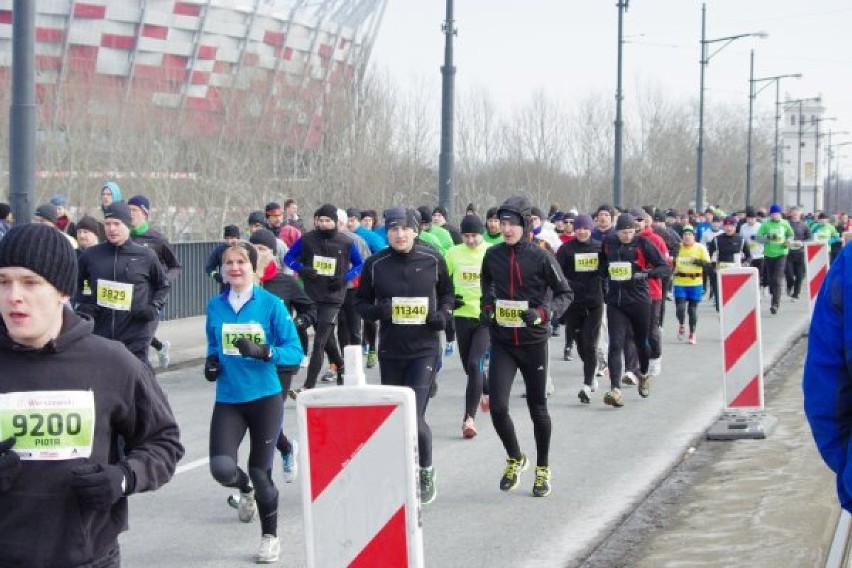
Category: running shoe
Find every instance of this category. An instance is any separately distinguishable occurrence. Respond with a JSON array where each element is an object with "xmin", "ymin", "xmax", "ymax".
[
  {"xmin": 603, "ymin": 388, "xmax": 624, "ymax": 407},
  {"xmin": 480, "ymin": 394, "xmax": 491, "ymax": 413},
  {"xmin": 336, "ymin": 366, "xmax": 345, "ymax": 386},
  {"xmin": 256, "ymin": 534, "xmax": 280, "ymax": 564},
  {"xmin": 638, "ymin": 374, "xmax": 650, "ymax": 398},
  {"xmin": 444, "ymin": 341, "xmax": 455, "ymax": 356},
  {"xmin": 647, "ymin": 358, "xmax": 662, "ymax": 377},
  {"xmin": 551, "ymin": 326, "xmax": 560, "ymax": 338},
  {"xmin": 287, "ymin": 388, "xmax": 301, "ymax": 400},
  {"xmin": 546, "ymin": 375, "xmax": 555, "ymax": 398},
  {"xmin": 462, "ymin": 417, "xmax": 477, "ymax": 439},
  {"xmin": 532, "ymin": 466, "xmax": 552, "ymax": 497},
  {"xmin": 677, "ymin": 324, "xmax": 687, "ymax": 341},
  {"xmin": 420, "ymin": 467, "xmax": 437, "ymax": 505},
  {"xmin": 770, "ymin": 305, "xmax": 778, "ymax": 315},
  {"xmin": 688, "ymin": 333, "xmax": 697, "ymax": 345},
  {"xmin": 231, "ymin": 489, "xmax": 255, "ymax": 523},
  {"xmin": 499, "ymin": 454, "xmax": 529, "ymax": 492},
  {"xmin": 366, "ymin": 350, "xmax": 377, "ymax": 369},
  {"xmin": 281, "ymin": 441, "xmax": 298, "ymax": 483},
  {"xmin": 622, "ymin": 371, "xmax": 638, "ymax": 386},
  {"xmin": 563, "ymin": 346, "xmax": 573, "ymax": 361},
  {"xmin": 300, "ymin": 356, "xmax": 309, "ymax": 368},
  {"xmin": 158, "ymin": 340, "xmax": 171, "ymax": 370},
  {"xmin": 595, "ymin": 359, "xmax": 608, "ymax": 377},
  {"xmin": 578, "ymin": 385, "xmax": 591, "ymax": 404},
  {"xmin": 320, "ymin": 364, "xmax": 337, "ymax": 383},
  {"xmin": 590, "ymin": 378, "xmax": 599, "ymax": 392}
]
